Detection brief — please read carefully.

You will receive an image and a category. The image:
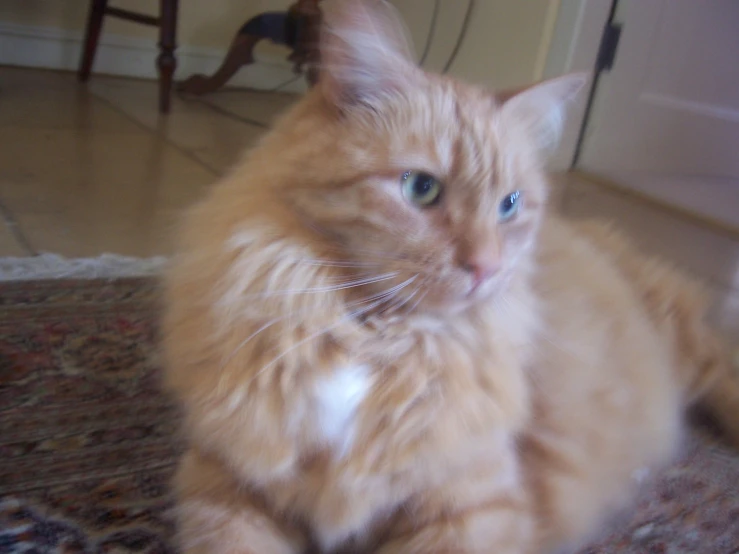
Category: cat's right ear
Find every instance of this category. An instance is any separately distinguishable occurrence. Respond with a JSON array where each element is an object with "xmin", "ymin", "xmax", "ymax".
[
  {"xmin": 499, "ymin": 74, "xmax": 589, "ymax": 155},
  {"xmin": 318, "ymin": 0, "xmax": 419, "ymax": 111}
]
